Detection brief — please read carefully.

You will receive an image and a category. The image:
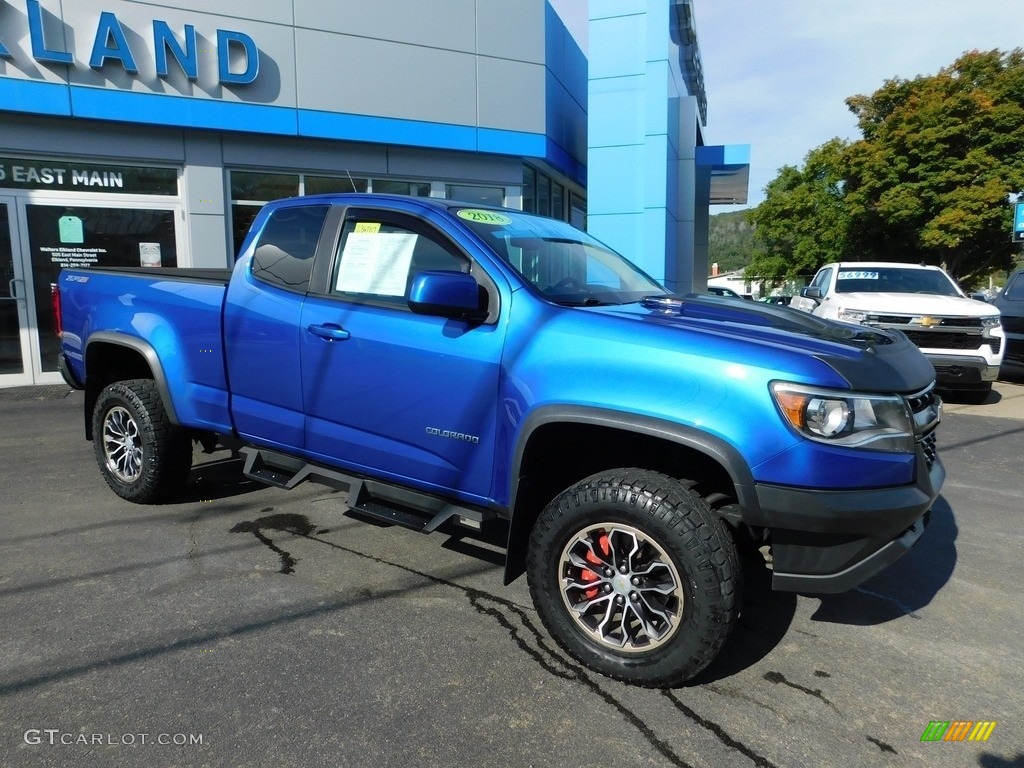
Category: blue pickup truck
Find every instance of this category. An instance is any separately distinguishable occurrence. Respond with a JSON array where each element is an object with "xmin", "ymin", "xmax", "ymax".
[{"xmin": 54, "ymin": 193, "xmax": 944, "ymax": 686}]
